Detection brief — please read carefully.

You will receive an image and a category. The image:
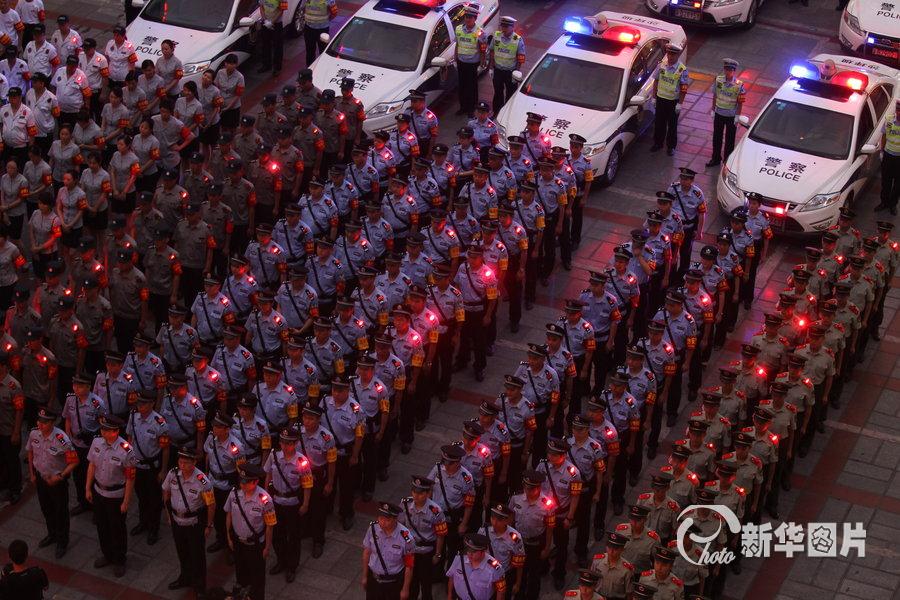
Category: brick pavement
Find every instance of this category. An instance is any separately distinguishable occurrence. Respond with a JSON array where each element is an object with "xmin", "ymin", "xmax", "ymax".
[{"xmin": 4, "ymin": 0, "xmax": 899, "ymax": 598}]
